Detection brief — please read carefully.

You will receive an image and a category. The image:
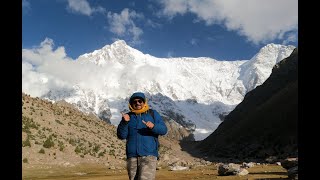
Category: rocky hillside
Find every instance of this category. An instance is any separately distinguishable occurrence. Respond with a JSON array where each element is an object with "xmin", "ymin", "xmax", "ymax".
[
  {"xmin": 22, "ymin": 93, "xmax": 207, "ymax": 169},
  {"xmin": 197, "ymin": 48, "xmax": 298, "ymax": 161}
]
